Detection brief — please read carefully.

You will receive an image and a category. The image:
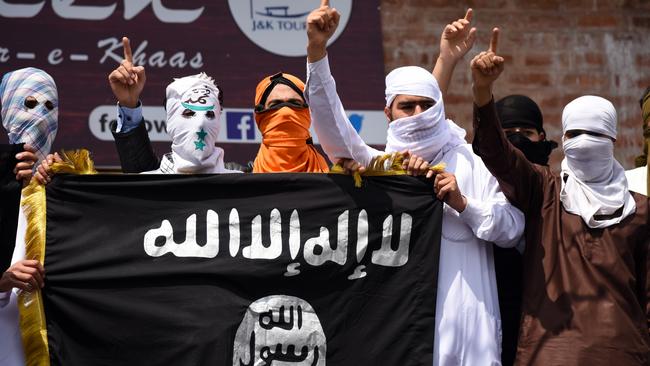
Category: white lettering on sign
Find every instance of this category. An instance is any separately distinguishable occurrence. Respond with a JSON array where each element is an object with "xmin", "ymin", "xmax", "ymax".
[
  {"xmin": 0, "ymin": 0, "xmax": 204, "ymax": 23},
  {"xmin": 48, "ymin": 49, "xmax": 63, "ymax": 65},
  {"xmin": 0, "ymin": 48, "xmax": 9, "ymax": 63},
  {"xmin": 143, "ymin": 208, "xmax": 414, "ymax": 280},
  {"xmin": 97, "ymin": 37, "xmax": 203, "ymax": 70}
]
